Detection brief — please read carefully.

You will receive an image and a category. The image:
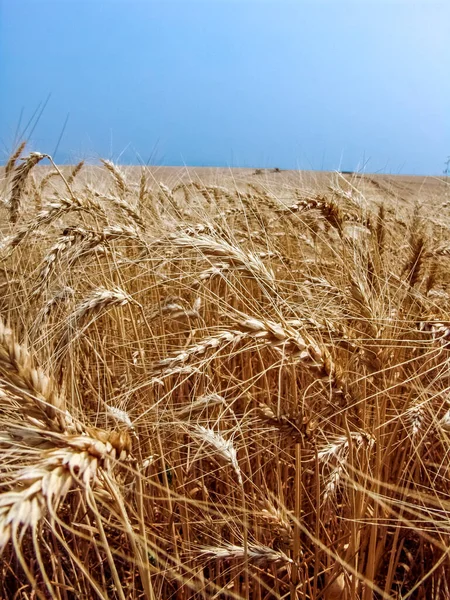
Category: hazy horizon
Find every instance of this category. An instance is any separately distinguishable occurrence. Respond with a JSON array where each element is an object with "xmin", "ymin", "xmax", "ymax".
[{"xmin": 1, "ymin": 1, "xmax": 449, "ymax": 175}]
